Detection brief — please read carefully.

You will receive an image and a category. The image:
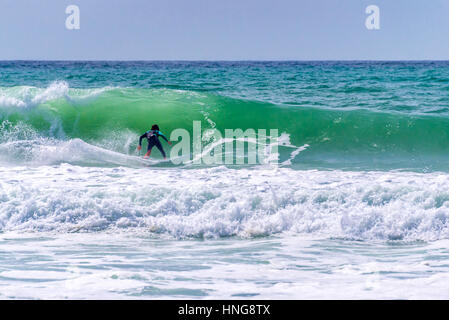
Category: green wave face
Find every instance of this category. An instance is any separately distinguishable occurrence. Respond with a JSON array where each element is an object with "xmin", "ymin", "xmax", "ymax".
[{"xmin": 1, "ymin": 85, "xmax": 449, "ymax": 171}]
